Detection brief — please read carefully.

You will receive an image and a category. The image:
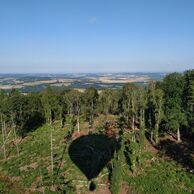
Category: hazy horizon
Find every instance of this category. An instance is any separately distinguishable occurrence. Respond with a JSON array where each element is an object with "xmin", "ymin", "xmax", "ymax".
[{"xmin": 0, "ymin": 68, "xmax": 185, "ymax": 75}]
